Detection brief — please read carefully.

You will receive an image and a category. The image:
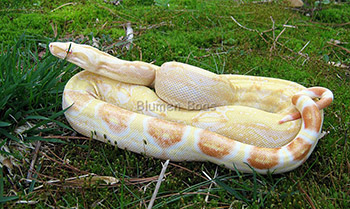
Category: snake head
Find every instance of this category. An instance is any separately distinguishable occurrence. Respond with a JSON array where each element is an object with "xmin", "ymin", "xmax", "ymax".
[
  {"xmin": 49, "ymin": 42, "xmax": 74, "ymax": 60},
  {"xmin": 49, "ymin": 42, "xmax": 98, "ymax": 71}
]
